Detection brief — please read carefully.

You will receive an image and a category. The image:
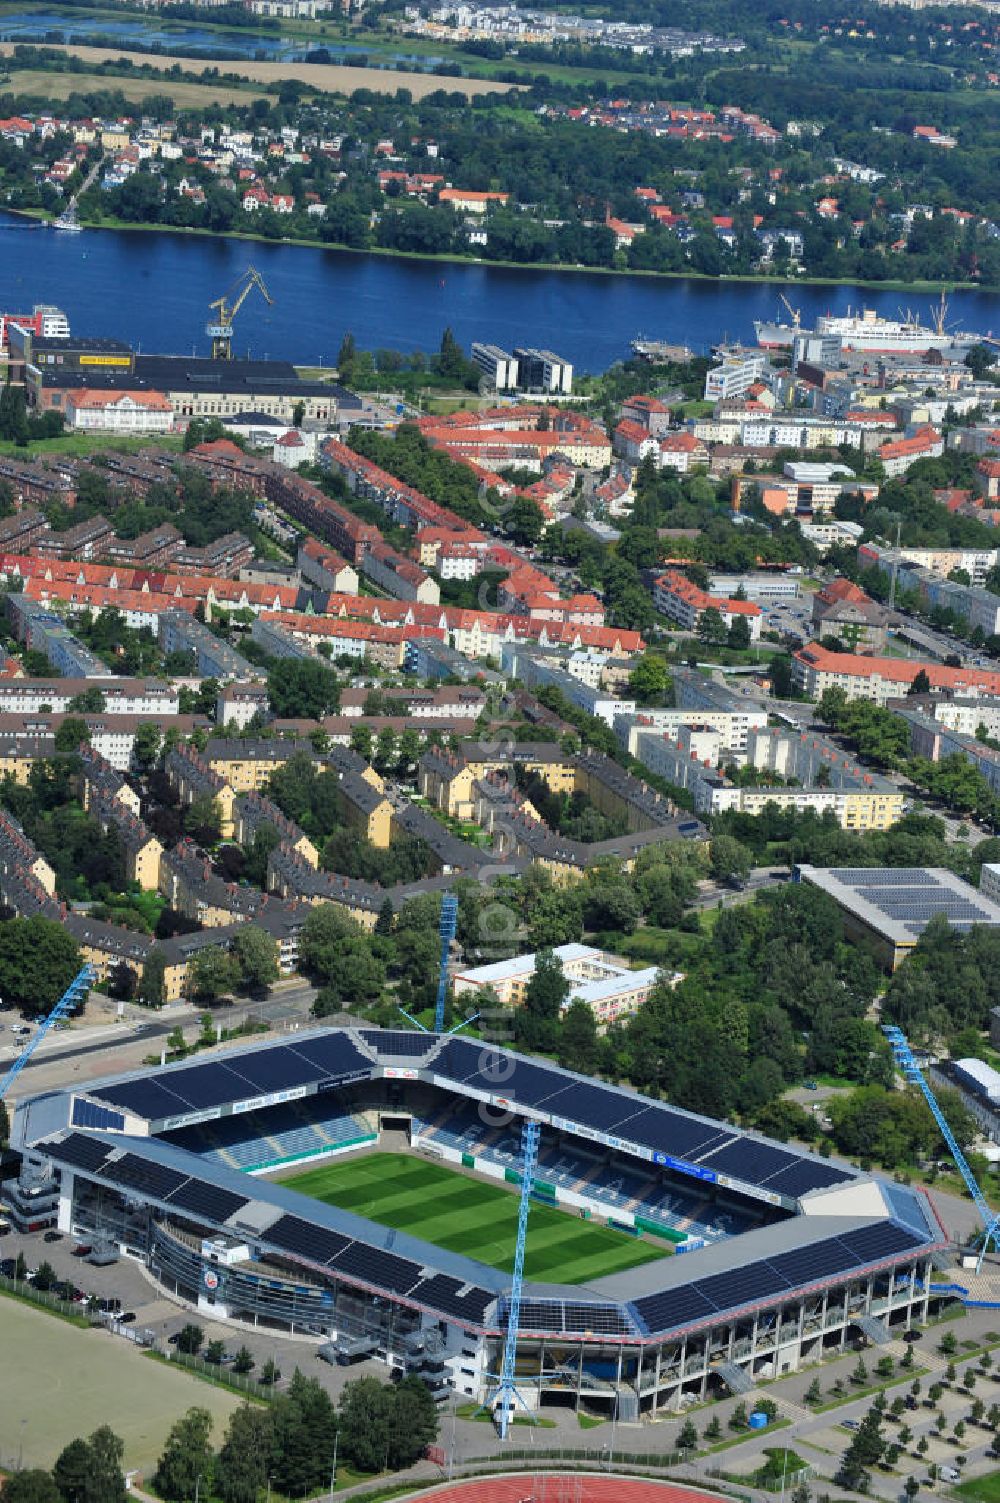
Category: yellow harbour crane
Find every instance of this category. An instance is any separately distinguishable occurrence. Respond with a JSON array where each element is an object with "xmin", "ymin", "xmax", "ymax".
[
  {"xmin": 206, "ymin": 265, "xmax": 273, "ymax": 360},
  {"xmin": 779, "ymin": 292, "xmax": 802, "ymax": 329}
]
